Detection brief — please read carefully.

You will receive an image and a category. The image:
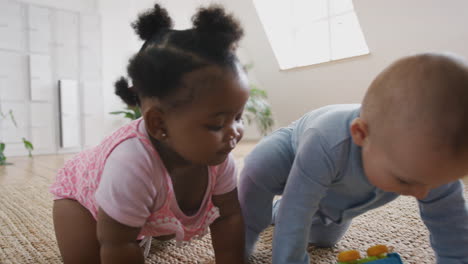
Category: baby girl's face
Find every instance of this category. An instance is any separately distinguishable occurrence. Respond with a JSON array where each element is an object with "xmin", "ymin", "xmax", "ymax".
[
  {"xmin": 161, "ymin": 66, "xmax": 250, "ymax": 166},
  {"xmin": 361, "ymin": 133, "xmax": 468, "ymax": 199}
]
